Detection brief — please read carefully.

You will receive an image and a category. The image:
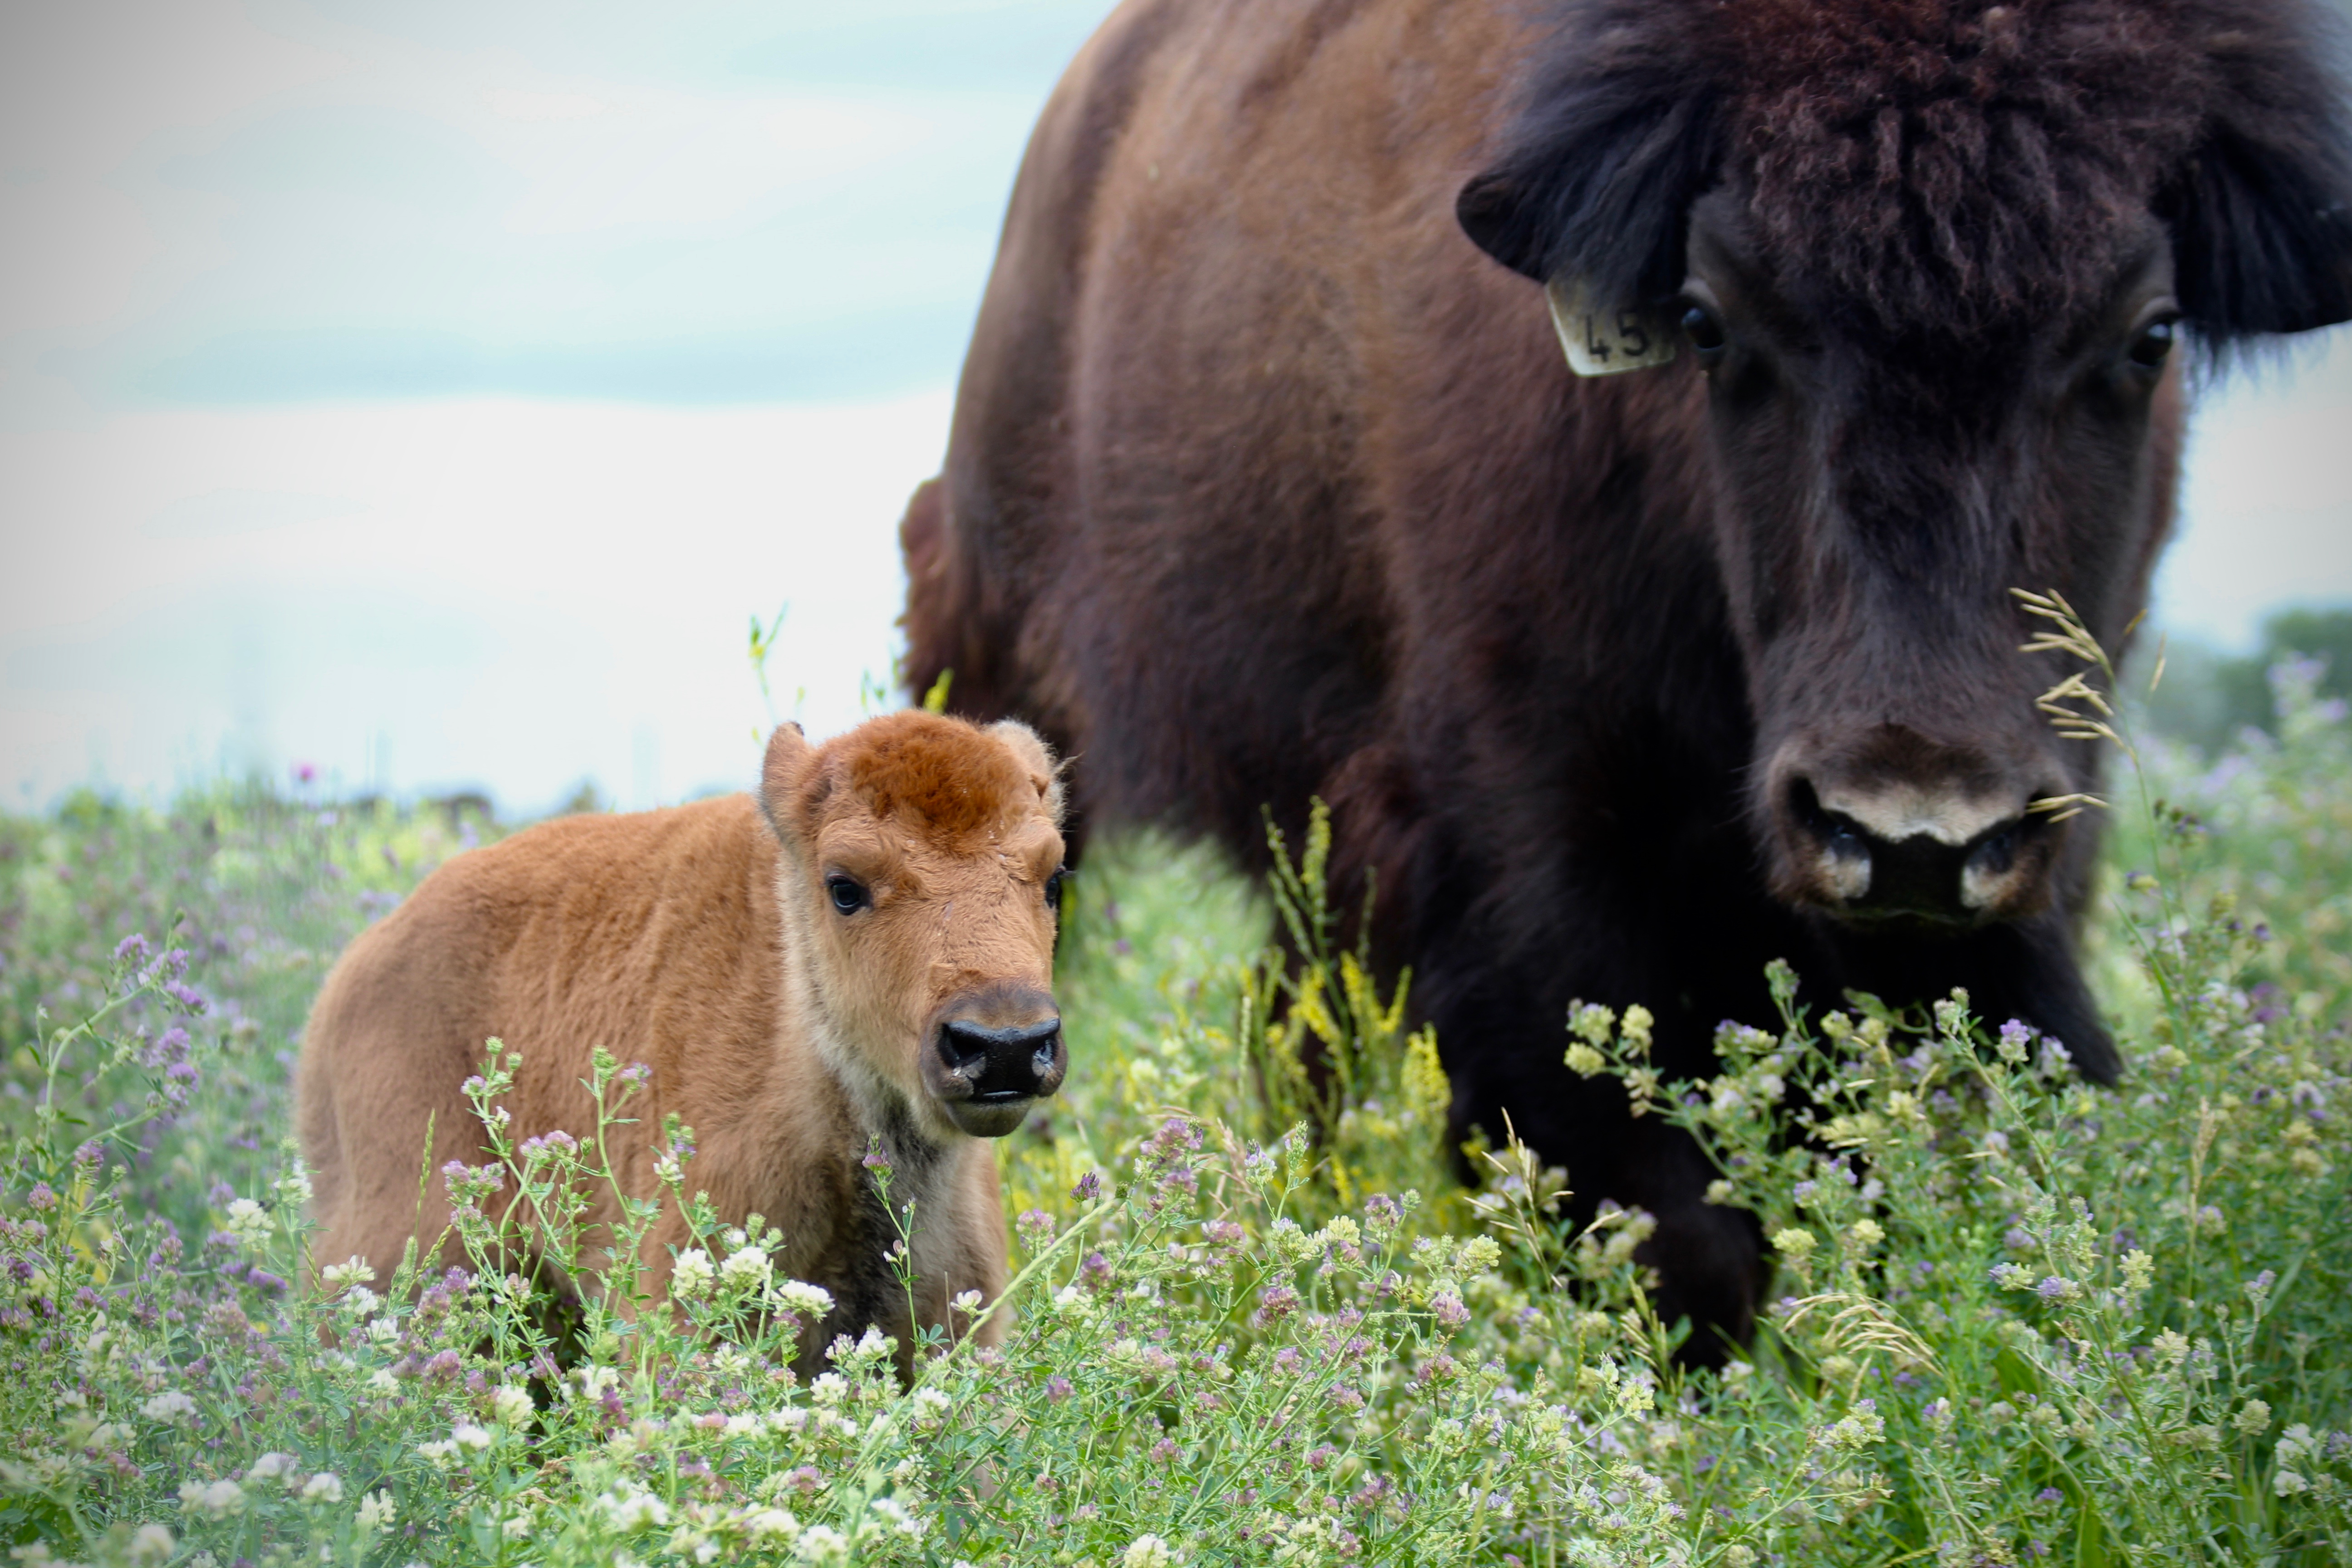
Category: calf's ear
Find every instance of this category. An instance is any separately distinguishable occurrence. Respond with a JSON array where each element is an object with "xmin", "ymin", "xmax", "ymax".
[
  {"xmin": 759, "ymin": 722, "xmax": 816, "ymax": 839},
  {"xmin": 2163, "ymin": 34, "xmax": 2352, "ymax": 338},
  {"xmin": 987, "ymin": 720, "xmax": 1064, "ymax": 825}
]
